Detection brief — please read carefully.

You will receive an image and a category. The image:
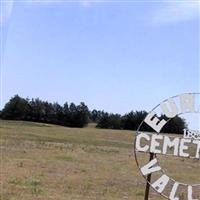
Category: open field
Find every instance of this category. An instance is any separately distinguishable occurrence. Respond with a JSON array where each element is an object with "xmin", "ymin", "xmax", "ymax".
[{"xmin": 0, "ymin": 120, "xmax": 200, "ymax": 200}]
